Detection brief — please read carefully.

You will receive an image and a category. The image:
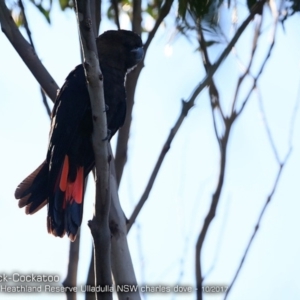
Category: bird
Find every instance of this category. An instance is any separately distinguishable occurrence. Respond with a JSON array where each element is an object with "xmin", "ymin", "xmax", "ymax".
[{"xmin": 14, "ymin": 30, "xmax": 144, "ymax": 241}]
